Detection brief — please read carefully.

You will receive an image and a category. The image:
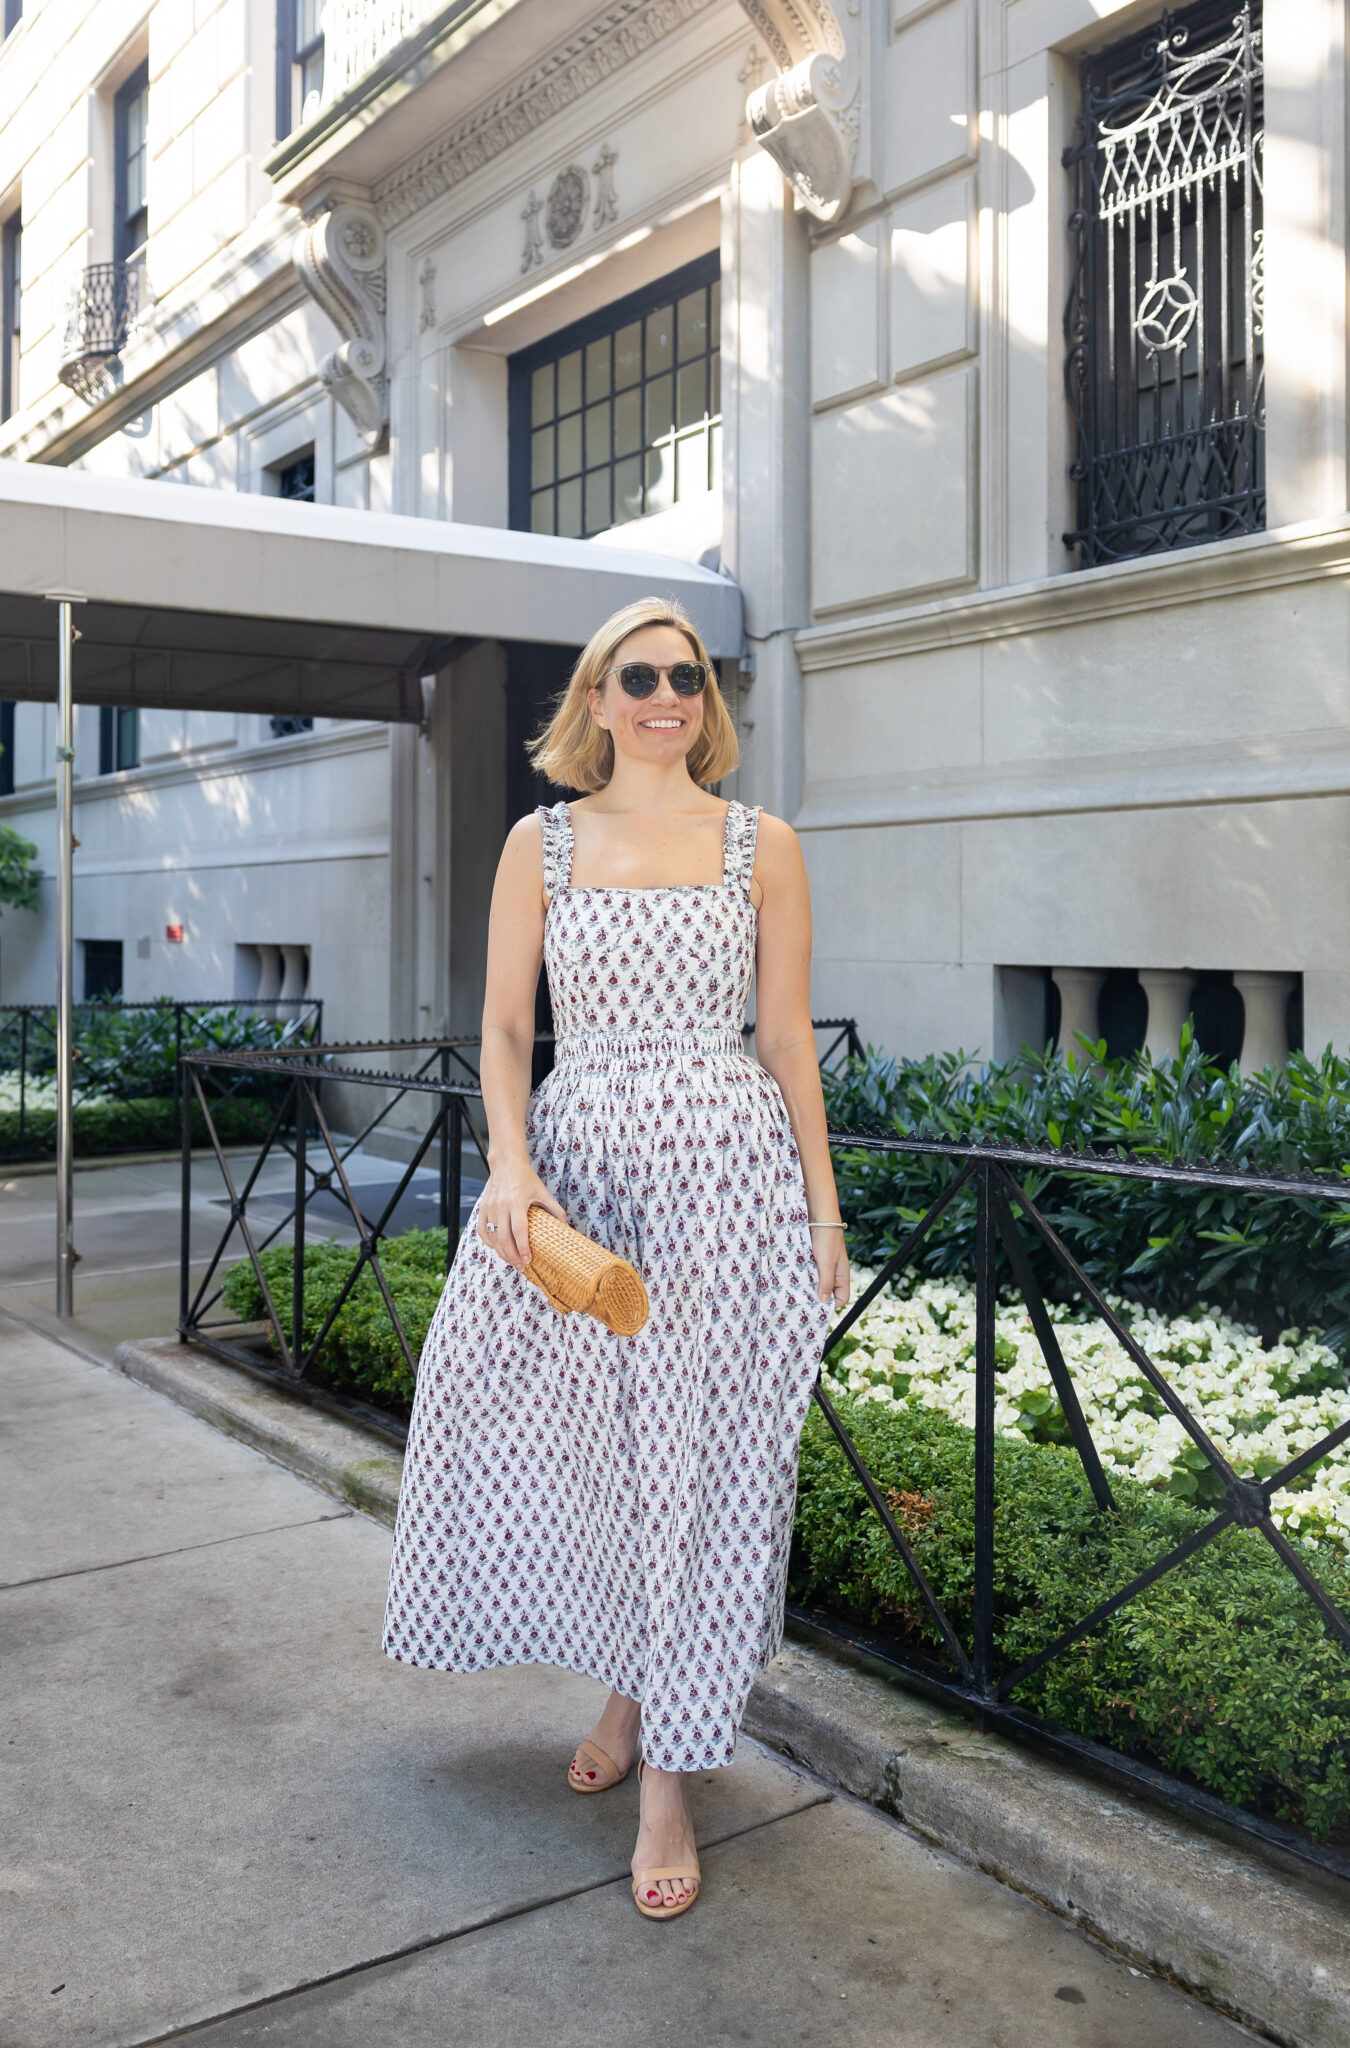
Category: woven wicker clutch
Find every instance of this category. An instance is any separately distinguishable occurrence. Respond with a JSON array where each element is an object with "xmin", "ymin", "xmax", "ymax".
[{"xmin": 523, "ymin": 1205, "xmax": 649, "ymax": 1337}]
